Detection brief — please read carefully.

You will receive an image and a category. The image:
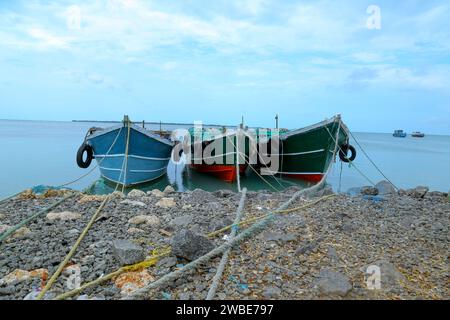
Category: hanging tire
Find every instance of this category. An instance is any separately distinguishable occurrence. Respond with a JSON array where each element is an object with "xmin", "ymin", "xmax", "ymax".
[
  {"xmin": 339, "ymin": 144, "xmax": 356, "ymax": 163},
  {"xmin": 76, "ymin": 143, "xmax": 93, "ymax": 168}
]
